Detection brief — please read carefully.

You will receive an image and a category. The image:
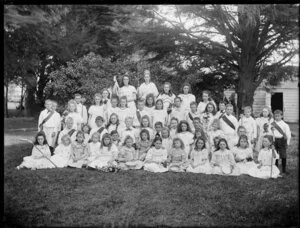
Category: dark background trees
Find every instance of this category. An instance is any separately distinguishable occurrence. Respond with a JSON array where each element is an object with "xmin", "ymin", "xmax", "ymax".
[{"xmin": 4, "ymin": 4, "xmax": 299, "ymax": 117}]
